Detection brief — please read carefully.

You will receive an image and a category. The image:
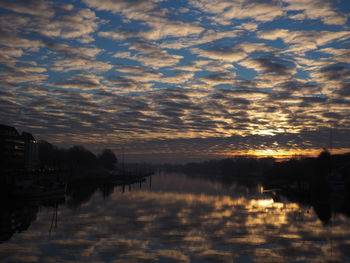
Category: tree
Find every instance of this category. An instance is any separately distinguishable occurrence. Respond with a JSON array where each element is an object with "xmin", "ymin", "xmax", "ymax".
[
  {"xmin": 98, "ymin": 149, "xmax": 117, "ymax": 170},
  {"xmin": 68, "ymin": 145, "xmax": 98, "ymax": 169},
  {"xmin": 38, "ymin": 140, "xmax": 58, "ymax": 168},
  {"xmin": 314, "ymin": 149, "xmax": 332, "ymax": 179}
]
